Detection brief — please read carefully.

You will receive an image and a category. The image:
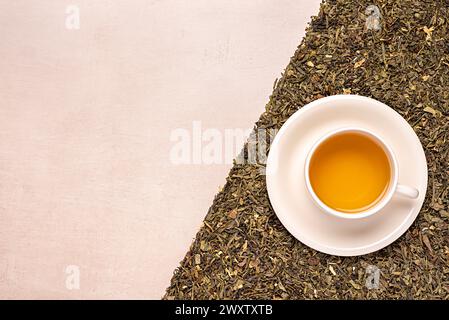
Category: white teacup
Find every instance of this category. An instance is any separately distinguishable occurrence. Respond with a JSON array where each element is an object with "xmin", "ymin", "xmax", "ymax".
[{"xmin": 304, "ymin": 127, "xmax": 419, "ymax": 220}]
